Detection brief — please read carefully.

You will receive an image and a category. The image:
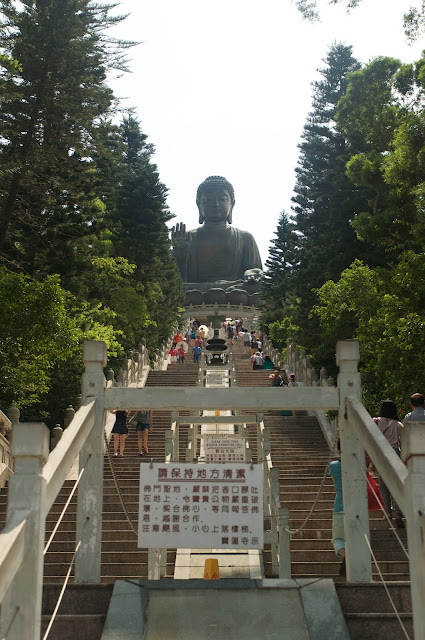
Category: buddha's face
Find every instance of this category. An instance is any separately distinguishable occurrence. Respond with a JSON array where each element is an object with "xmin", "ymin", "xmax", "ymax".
[{"xmin": 199, "ymin": 187, "xmax": 232, "ymax": 223}]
